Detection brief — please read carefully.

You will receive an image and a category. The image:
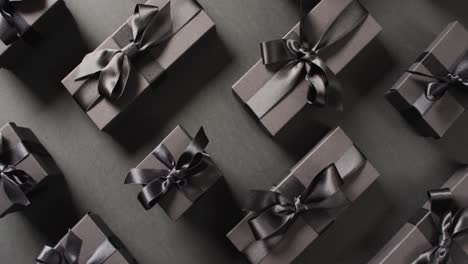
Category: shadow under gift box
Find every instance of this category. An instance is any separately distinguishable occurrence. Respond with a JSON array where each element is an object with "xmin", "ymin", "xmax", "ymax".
[
  {"xmin": 0, "ymin": 0, "xmax": 65, "ymax": 66},
  {"xmin": 386, "ymin": 21, "xmax": 468, "ymax": 139},
  {"xmin": 0, "ymin": 122, "xmax": 60, "ymax": 218},
  {"xmin": 227, "ymin": 127, "xmax": 379, "ymax": 264},
  {"xmin": 129, "ymin": 125, "xmax": 223, "ymax": 221},
  {"xmin": 61, "ymin": 0, "xmax": 215, "ymax": 131},
  {"xmin": 37, "ymin": 213, "xmax": 137, "ymax": 264},
  {"xmin": 232, "ymin": 0, "xmax": 382, "ymax": 136},
  {"xmin": 368, "ymin": 167, "xmax": 468, "ymax": 264}
]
